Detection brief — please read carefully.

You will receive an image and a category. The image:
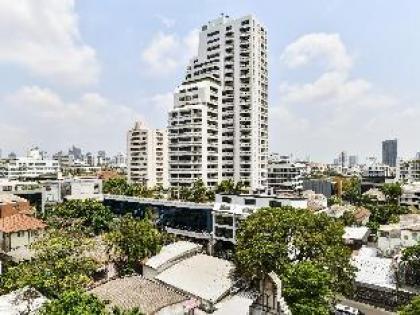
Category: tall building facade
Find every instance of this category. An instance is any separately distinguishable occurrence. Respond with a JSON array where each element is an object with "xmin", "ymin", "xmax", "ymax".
[
  {"xmin": 127, "ymin": 121, "xmax": 169, "ymax": 188},
  {"xmin": 382, "ymin": 139, "xmax": 398, "ymax": 167},
  {"xmin": 168, "ymin": 14, "xmax": 268, "ymax": 191}
]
